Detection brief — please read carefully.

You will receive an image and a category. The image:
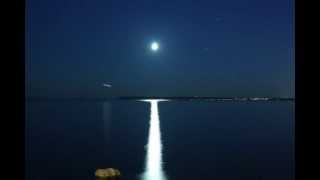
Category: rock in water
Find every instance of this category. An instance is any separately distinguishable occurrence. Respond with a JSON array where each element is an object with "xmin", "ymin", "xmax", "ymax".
[{"xmin": 95, "ymin": 168, "xmax": 121, "ymax": 179}]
